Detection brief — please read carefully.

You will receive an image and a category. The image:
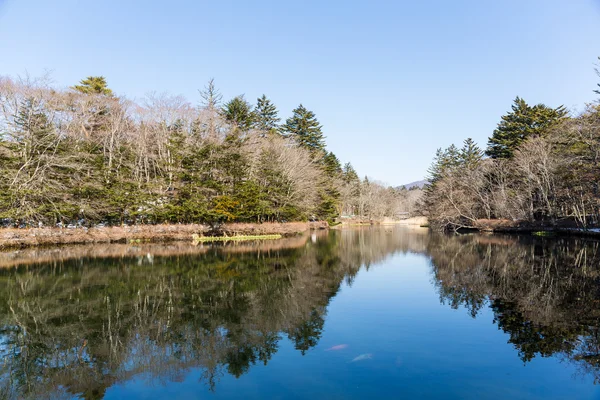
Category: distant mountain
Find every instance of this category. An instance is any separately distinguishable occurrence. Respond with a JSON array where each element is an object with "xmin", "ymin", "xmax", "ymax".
[{"xmin": 398, "ymin": 180, "xmax": 428, "ymax": 190}]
